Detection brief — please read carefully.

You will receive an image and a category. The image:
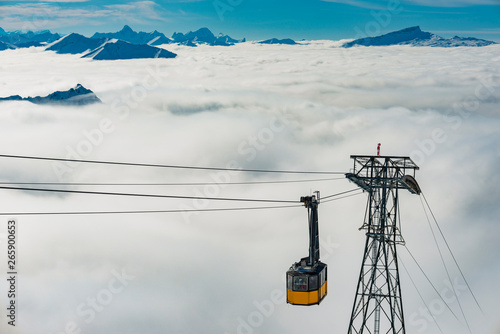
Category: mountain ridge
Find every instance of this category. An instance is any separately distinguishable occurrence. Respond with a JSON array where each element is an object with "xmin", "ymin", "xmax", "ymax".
[
  {"xmin": 92, "ymin": 25, "xmax": 173, "ymax": 46},
  {"xmin": 171, "ymin": 27, "xmax": 244, "ymax": 46},
  {"xmin": 82, "ymin": 39, "xmax": 177, "ymax": 60},
  {"xmin": 258, "ymin": 38, "xmax": 297, "ymax": 45},
  {"xmin": 91, "ymin": 25, "xmax": 244, "ymax": 47},
  {"xmin": 0, "ymin": 28, "xmax": 60, "ymax": 48},
  {"xmin": 46, "ymin": 33, "xmax": 177, "ymax": 60},
  {"xmin": 0, "ymin": 84, "xmax": 102, "ymax": 105},
  {"xmin": 343, "ymin": 26, "xmax": 497, "ymax": 47},
  {"xmin": 46, "ymin": 33, "xmax": 108, "ymax": 54}
]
